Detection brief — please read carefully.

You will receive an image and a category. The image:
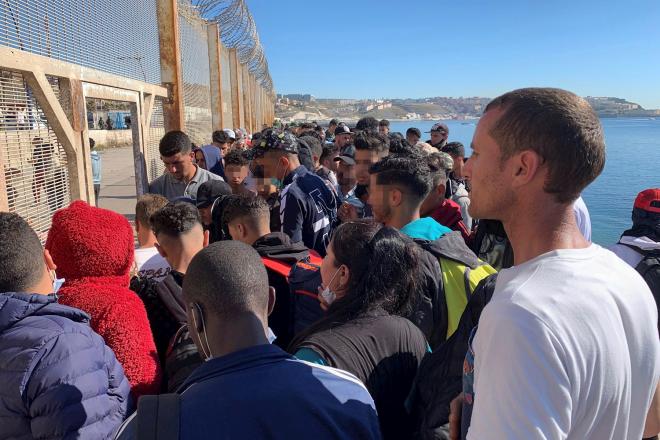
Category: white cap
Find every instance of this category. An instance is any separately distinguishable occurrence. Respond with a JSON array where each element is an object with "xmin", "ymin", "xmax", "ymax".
[{"xmin": 223, "ymin": 129, "xmax": 236, "ymax": 140}]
